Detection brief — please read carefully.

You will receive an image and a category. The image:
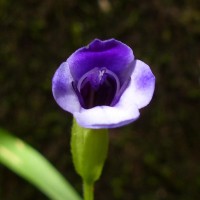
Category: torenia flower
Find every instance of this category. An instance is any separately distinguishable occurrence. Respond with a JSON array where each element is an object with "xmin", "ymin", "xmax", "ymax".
[{"xmin": 52, "ymin": 39, "xmax": 155, "ymax": 129}]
